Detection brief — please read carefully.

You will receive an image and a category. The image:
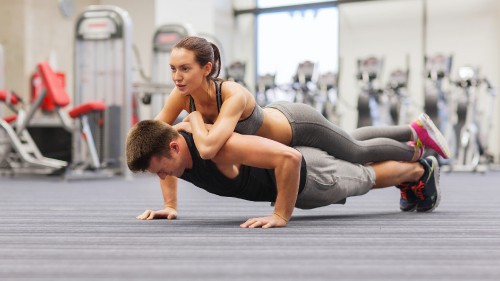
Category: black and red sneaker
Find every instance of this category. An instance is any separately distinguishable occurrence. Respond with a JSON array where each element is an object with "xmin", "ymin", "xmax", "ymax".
[
  {"xmin": 396, "ymin": 183, "xmax": 418, "ymax": 212},
  {"xmin": 413, "ymin": 156, "xmax": 441, "ymax": 212}
]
